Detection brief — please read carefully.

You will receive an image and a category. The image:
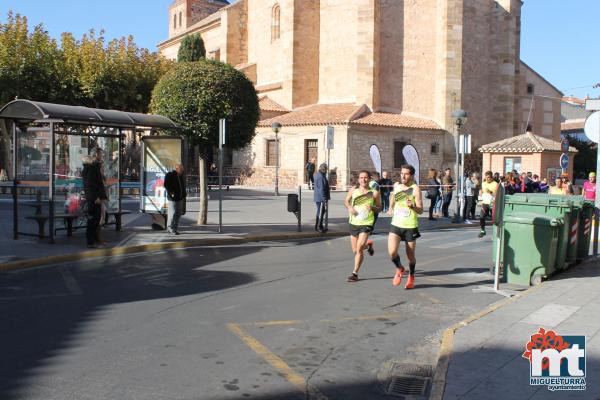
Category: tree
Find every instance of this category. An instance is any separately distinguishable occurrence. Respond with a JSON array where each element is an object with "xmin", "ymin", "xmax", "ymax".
[
  {"xmin": 565, "ymin": 134, "xmax": 597, "ymax": 180},
  {"xmin": 150, "ymin": 60, "xmax": 259, "ymax": 224},
  {"xmin": 177, "ymin": 34, "xmax": 205, "ymax": 62}
]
